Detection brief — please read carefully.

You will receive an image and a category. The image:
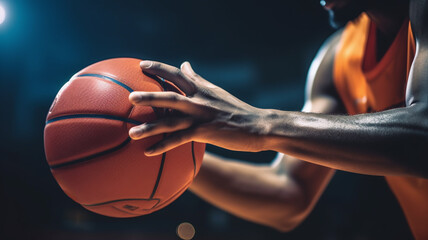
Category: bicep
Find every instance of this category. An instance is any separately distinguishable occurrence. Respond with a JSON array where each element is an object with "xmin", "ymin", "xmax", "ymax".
[
  {"xmin": 408, "ymin": 0, "xmax": 428, "ymax": 109},
  {"xmin": 303, "ymin": 29, "xmax": 345, "ymax": 114}
]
